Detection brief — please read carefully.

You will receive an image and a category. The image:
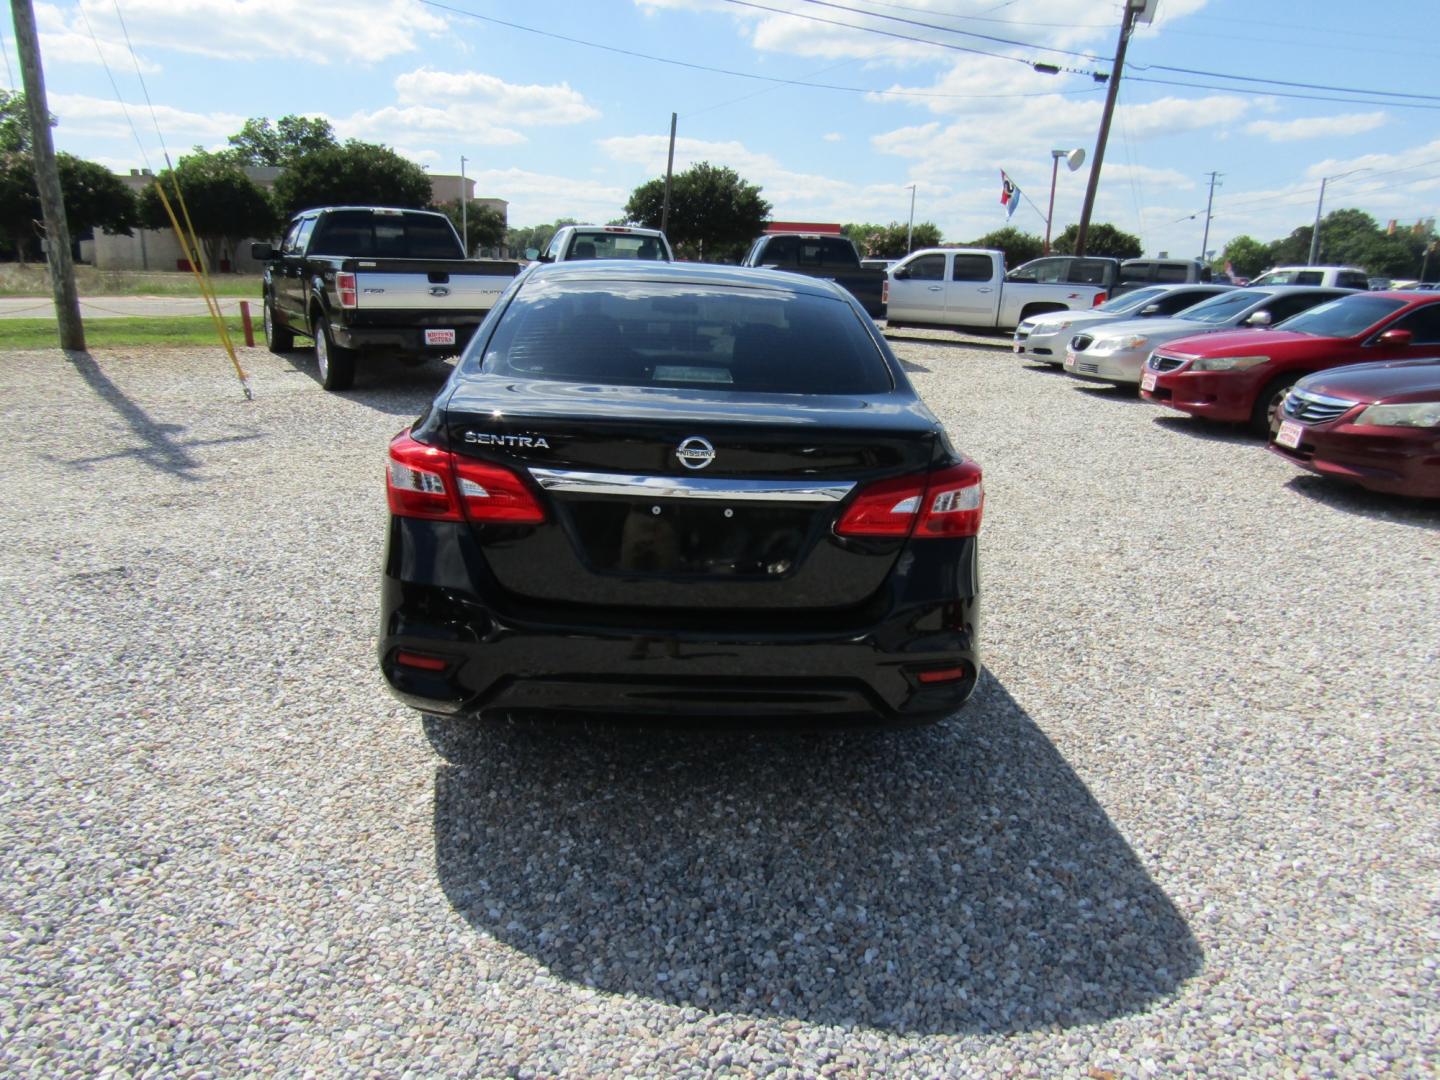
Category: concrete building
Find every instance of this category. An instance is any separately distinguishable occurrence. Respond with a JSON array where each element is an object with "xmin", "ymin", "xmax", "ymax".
[{"xmin": 85, "ymin": 167, "xmax": 509, "ymax": 271}]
